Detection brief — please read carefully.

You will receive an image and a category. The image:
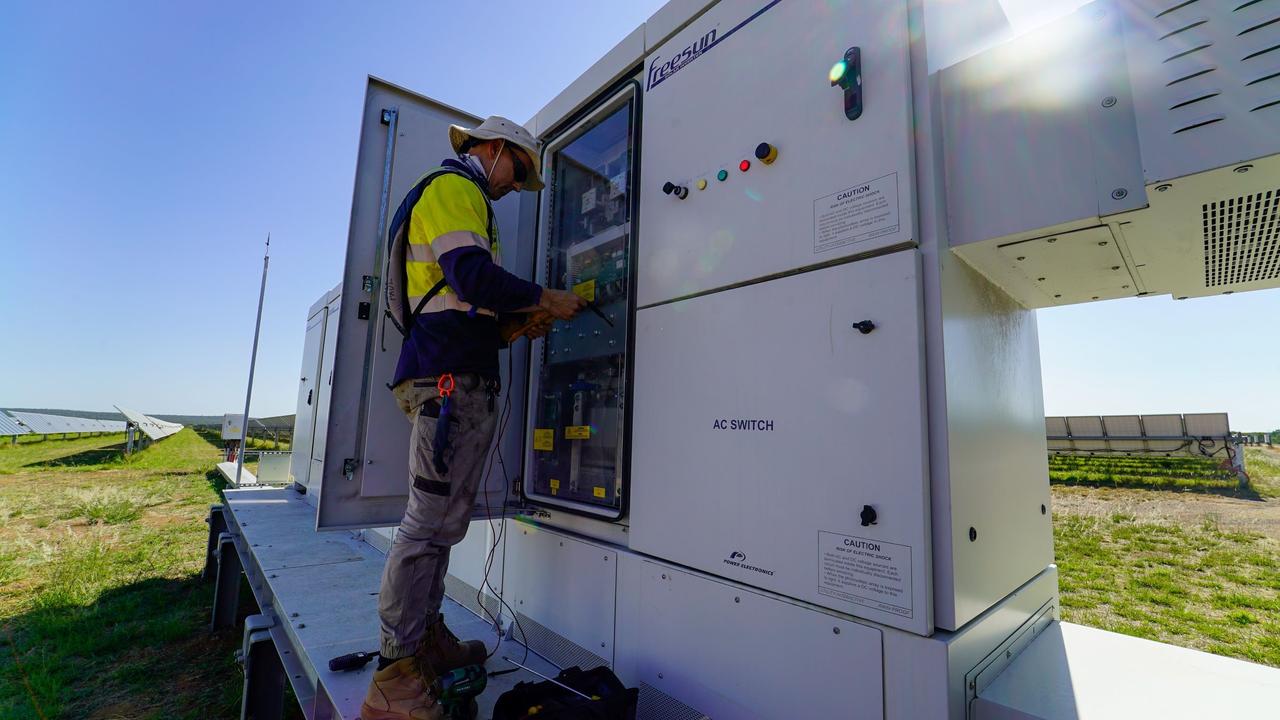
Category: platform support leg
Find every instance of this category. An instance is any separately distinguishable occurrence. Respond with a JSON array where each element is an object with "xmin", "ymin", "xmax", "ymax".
[
  {"xmin": 204, "ymin": 505, "xmax": 227, "ymax": 582},
  {"xmin": 240, "ymin": 614, "xmax": 286, "ymax": 720},
  {"xmin": 212, "ymin": 532, "xmax": 243, "ymax": 631}
]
